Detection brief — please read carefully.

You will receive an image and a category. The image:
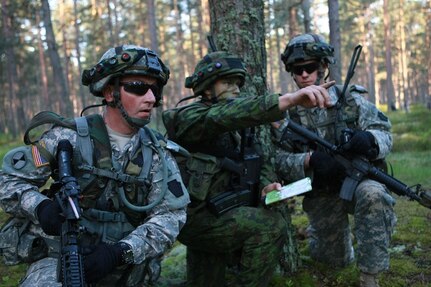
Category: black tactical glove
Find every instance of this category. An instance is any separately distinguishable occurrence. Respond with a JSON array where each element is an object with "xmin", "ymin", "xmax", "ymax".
[
  {"xmin": 309, "ymin": 151, "xmax": 345, "ymax": 188},
  {"xmin": 342, "ymin": 130, "xmax": 379, "ymax": 159},
  {"xmin": 36, "ymin": 199, "xmax": 65, "ymax": 236},
  {"xmin": 83, "ymin": 243, "xmax": 124, "ymax": 283}
]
